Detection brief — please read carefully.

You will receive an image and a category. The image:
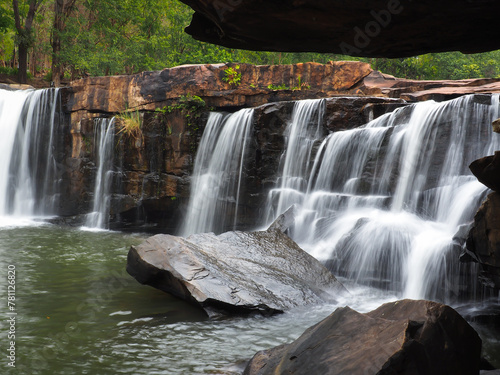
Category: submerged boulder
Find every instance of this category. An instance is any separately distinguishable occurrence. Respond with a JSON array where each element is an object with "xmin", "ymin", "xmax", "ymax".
[
  {"xmin": 126, "ymin": 209, "xmax": 346, "ymax": 316},
  {"xmin": 244, "ymin": 299, "xmax": 482, "ymax": 375}
]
